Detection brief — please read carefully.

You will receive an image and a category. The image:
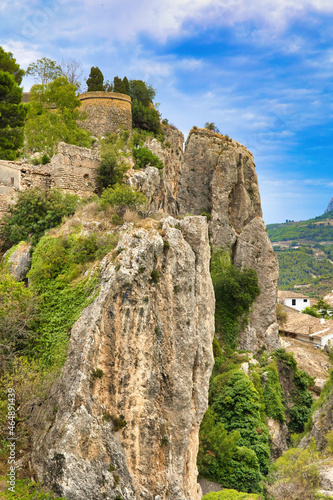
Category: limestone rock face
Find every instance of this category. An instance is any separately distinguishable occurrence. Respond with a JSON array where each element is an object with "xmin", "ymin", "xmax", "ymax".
[
  {"xmin": 127, "ymin": 128, "xmax": 184, "ymax": 216},
  {"xmin": 267, "ymin": 418, "xmax": 289, "ymax": 460},
  {"xmin": 233, "ymin": 218, "xmax": 279, "ymax": 351},
  {"xmin": 176, "ymin": 129, "xmax": 279, "ymax": 351},
  {"xmin": 31, "ymin": 216, "xmax": 215, "ymax": 500},
  {"xmin": 300, "ymin": 386, "xmax": 333, "ymax": 452},
  {"xmin": 3, "ymin": 241, "xmax": 31, "ymax": 281}
]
